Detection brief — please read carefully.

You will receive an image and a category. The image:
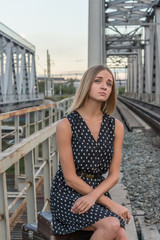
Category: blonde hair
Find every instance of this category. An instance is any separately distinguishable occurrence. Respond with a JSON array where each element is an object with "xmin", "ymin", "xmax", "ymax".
[{"xmin": 68, "ymin": 65, "xmax": 117, "ymax": 115}]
